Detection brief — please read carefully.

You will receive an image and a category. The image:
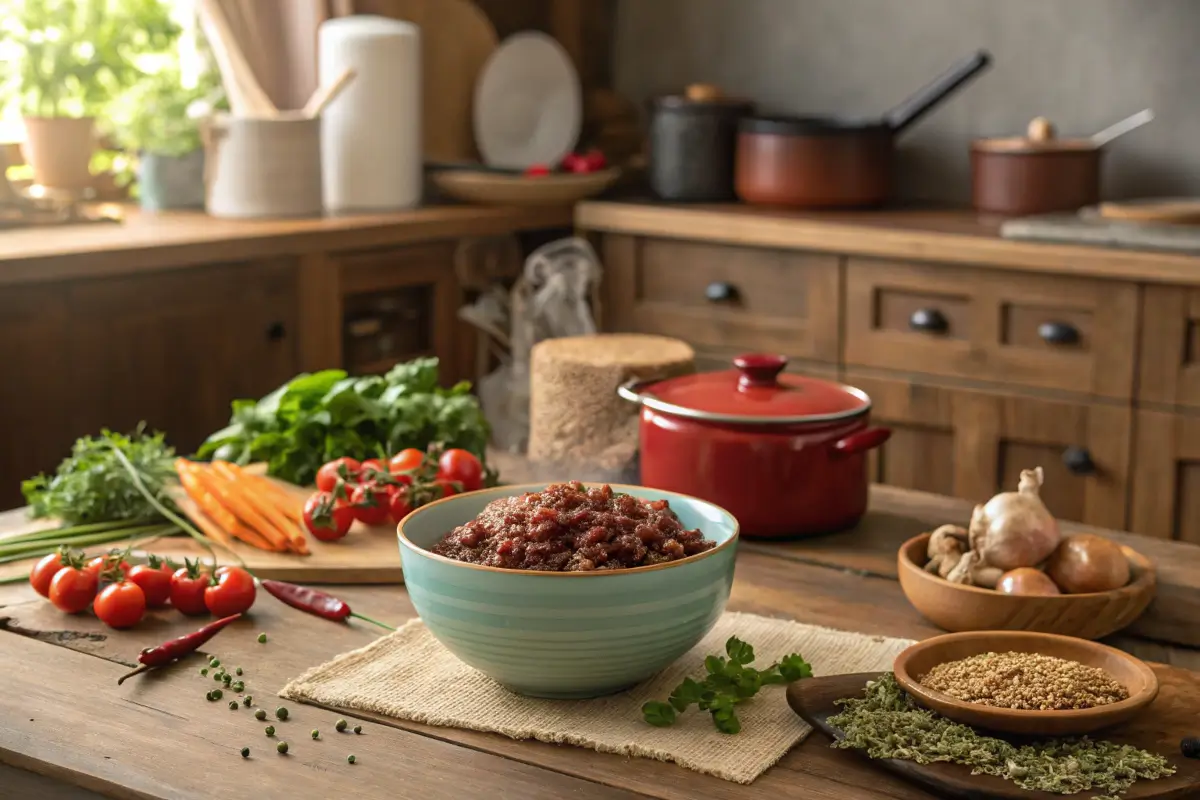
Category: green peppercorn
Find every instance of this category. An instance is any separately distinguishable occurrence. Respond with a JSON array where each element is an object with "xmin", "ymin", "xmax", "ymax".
[
  {"xmin": 265, "ymin": 725, "xmax": 275, "ymax": 736},
  {"xmin": 229, "ymin": 701, "xmax": 238, "ymax": 710},
  {"xmin": 213, "ymin": 673, "xmax": 223, "ymax": 682},
  {"xmin": 257, "ymin": 633, "xmax": 267, "ymax": 643},
  {"xmin": 209, "ymin": 658, "xmax": 220, "ymax": 668},
  {"xmin": 205, "ymin": 691, "xmax": 215, "ymax": 701},
  {"xmin": 311, "ymin": 729, "xmax": 319, "ymax": 739},
  {"xmin": 243, "ymin": 696, "xmax": 253, "ymax": 707},
  {"xmin": 275, "ymin": 707, "xmax": 289, "ymax": 720},
  {"xmin": 255, "ymin": 709, "xmax": 267, "ymax": 721},
  {"xmin": 223, "ymin": 674, "xmax": 232, "ymax": 686},
  {"xmin": 236, "ymin": 667, "xmax": 243, "ymax": 676},
  {"xmin": 232, "ymin": 681, "xmax": 245, "ymax": 693},
  {"xmin": 277, "ymin": 741, "xmax": 288, "ymax": 755},
  {"xmin": 200, "ymin": 667, "xmax": 209, "ymax": 676},
  {"xmin": 212, "ymin": 689, "xmax": 223, "ymax": 700},
  {"xmin": 347, "ymin": 755, "xmax": 356, "ymax": 764},
  {"xmin": 335, "ymin": 719, "xmax": 347, "ymax": 732},
  {"xmin": 240, "ymin": 747, "xmax": 250, "ymax": 758},
  {"xmin": 353, "ymin": 725, "xmax": 362, "ymax": 735}
]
